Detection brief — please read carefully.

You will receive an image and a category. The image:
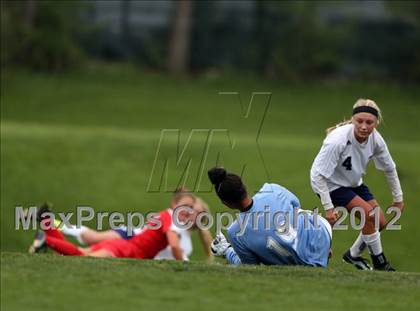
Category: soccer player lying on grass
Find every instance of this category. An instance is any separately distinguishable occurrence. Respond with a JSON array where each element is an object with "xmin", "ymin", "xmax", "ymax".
[
  {"xmin": 208, "ymin": 167, "xmax": 332, "ymax": 267},
  {"xmin": 29, "ymin": 190, "xmax": 210, "ymax": 260},
  {"xmin": 35, "ymin": 197, "xmax": 213, "ymax": 261}
]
